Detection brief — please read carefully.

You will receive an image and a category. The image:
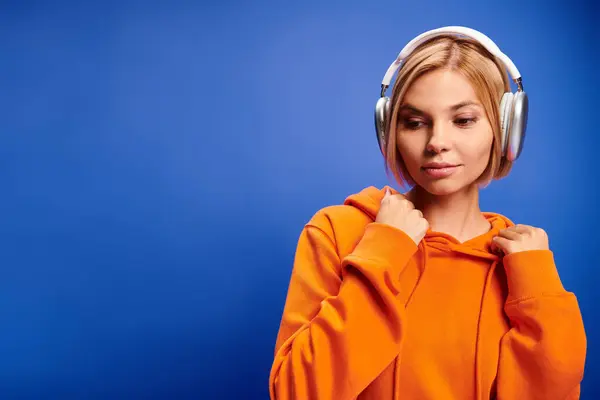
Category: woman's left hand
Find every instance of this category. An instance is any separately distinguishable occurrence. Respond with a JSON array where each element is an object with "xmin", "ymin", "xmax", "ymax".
[{"xmin": 492, "ymin": 224, "xmax": 550, "ymax": 255}]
